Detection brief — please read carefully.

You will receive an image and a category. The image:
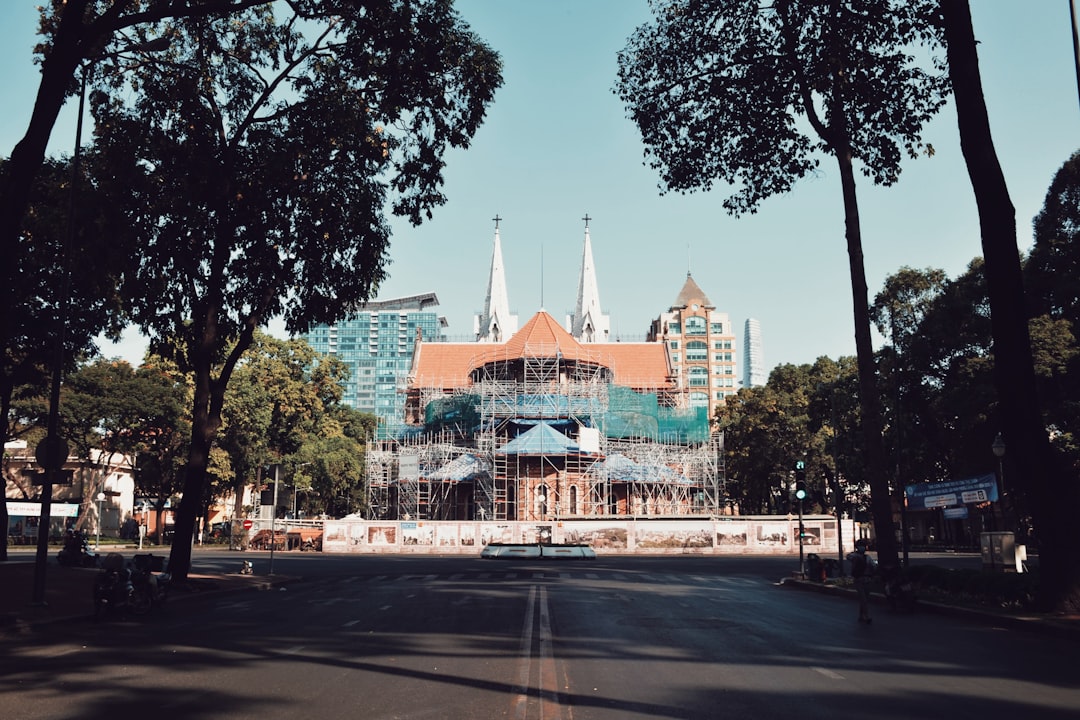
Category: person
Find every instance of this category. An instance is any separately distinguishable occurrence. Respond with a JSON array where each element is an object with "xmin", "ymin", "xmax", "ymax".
[{"xmin": 847, "ymin": 538, "xmax": 876, "ymax": 623}]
